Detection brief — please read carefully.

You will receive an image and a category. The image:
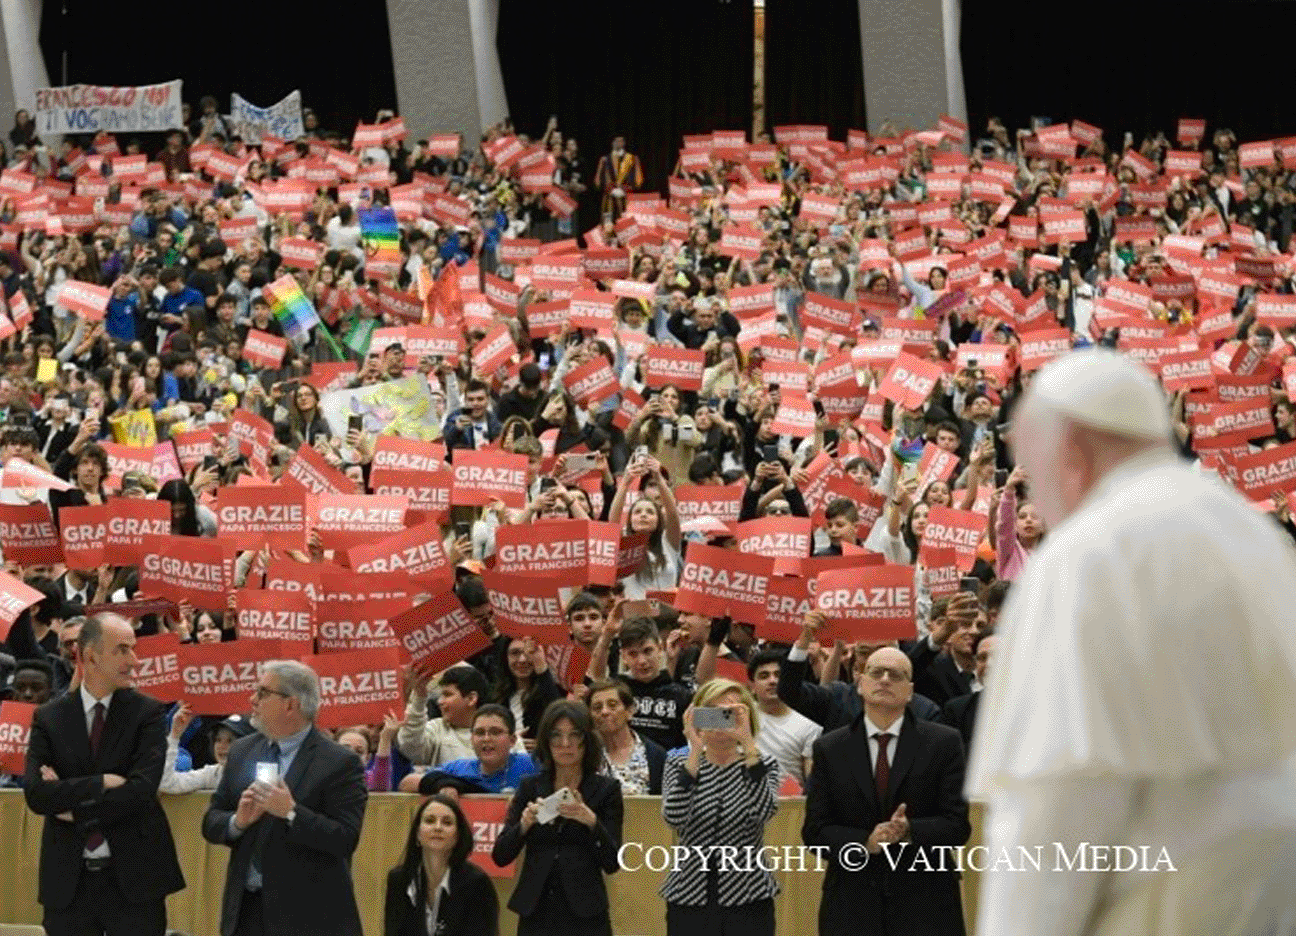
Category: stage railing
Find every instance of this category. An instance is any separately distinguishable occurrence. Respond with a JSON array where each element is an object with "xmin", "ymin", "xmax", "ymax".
[{"xmin": 0, "ymin": 792, "xmax": 984, "ymax": 936}]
